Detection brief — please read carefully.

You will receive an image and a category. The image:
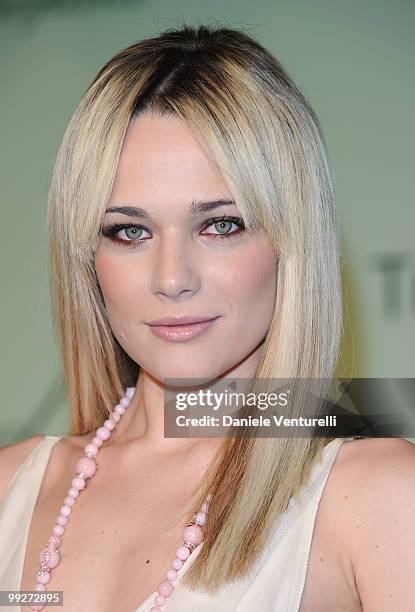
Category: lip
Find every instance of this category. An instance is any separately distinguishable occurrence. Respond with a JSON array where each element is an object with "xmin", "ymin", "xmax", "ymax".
[
  {"xmin": 146, "ymin": 316, "xmax": 221, "ymax": 342},
  {"xmin": 147, "ymin": 315, "xmax": 219, "ymax": 326}
]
